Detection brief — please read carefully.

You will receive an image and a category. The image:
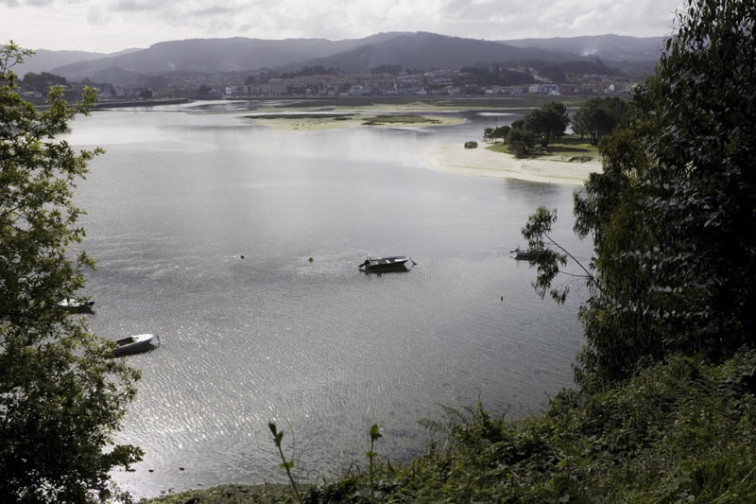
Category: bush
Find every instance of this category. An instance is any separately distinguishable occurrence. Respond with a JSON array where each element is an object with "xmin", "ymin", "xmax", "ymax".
[{"xmin": 464, "ymin": 140, "xmax": 478, "ymax": 149}]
